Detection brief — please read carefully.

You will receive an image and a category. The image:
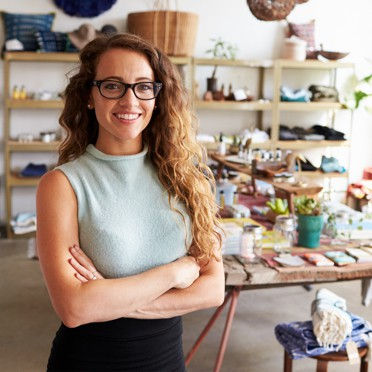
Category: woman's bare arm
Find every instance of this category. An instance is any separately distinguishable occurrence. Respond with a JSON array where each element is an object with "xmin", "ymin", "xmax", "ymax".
[
  {"xmin": 36, "ymin": 170, "xmax": 199, "ymax": 328},
  {"xmin": 125, "ymin": 253, "xmax": 225, "ymax": 319},
  {"xmin": 70, "ymin": 241, "xmax": 225, "ymax": 319}
]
